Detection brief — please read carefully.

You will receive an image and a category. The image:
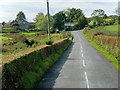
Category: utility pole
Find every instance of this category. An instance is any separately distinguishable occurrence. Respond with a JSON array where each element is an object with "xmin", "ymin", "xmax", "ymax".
[
  {"xmin": 70, "ymin": 16, "xmax": 71, "ymax": 31},
  {"xmin": 64, "ymin": 18, "xmax": 65, "ymax": 31},
  {"xmin": 47, "ymin": 0, "xmax": 50, "ymax": 40}
]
